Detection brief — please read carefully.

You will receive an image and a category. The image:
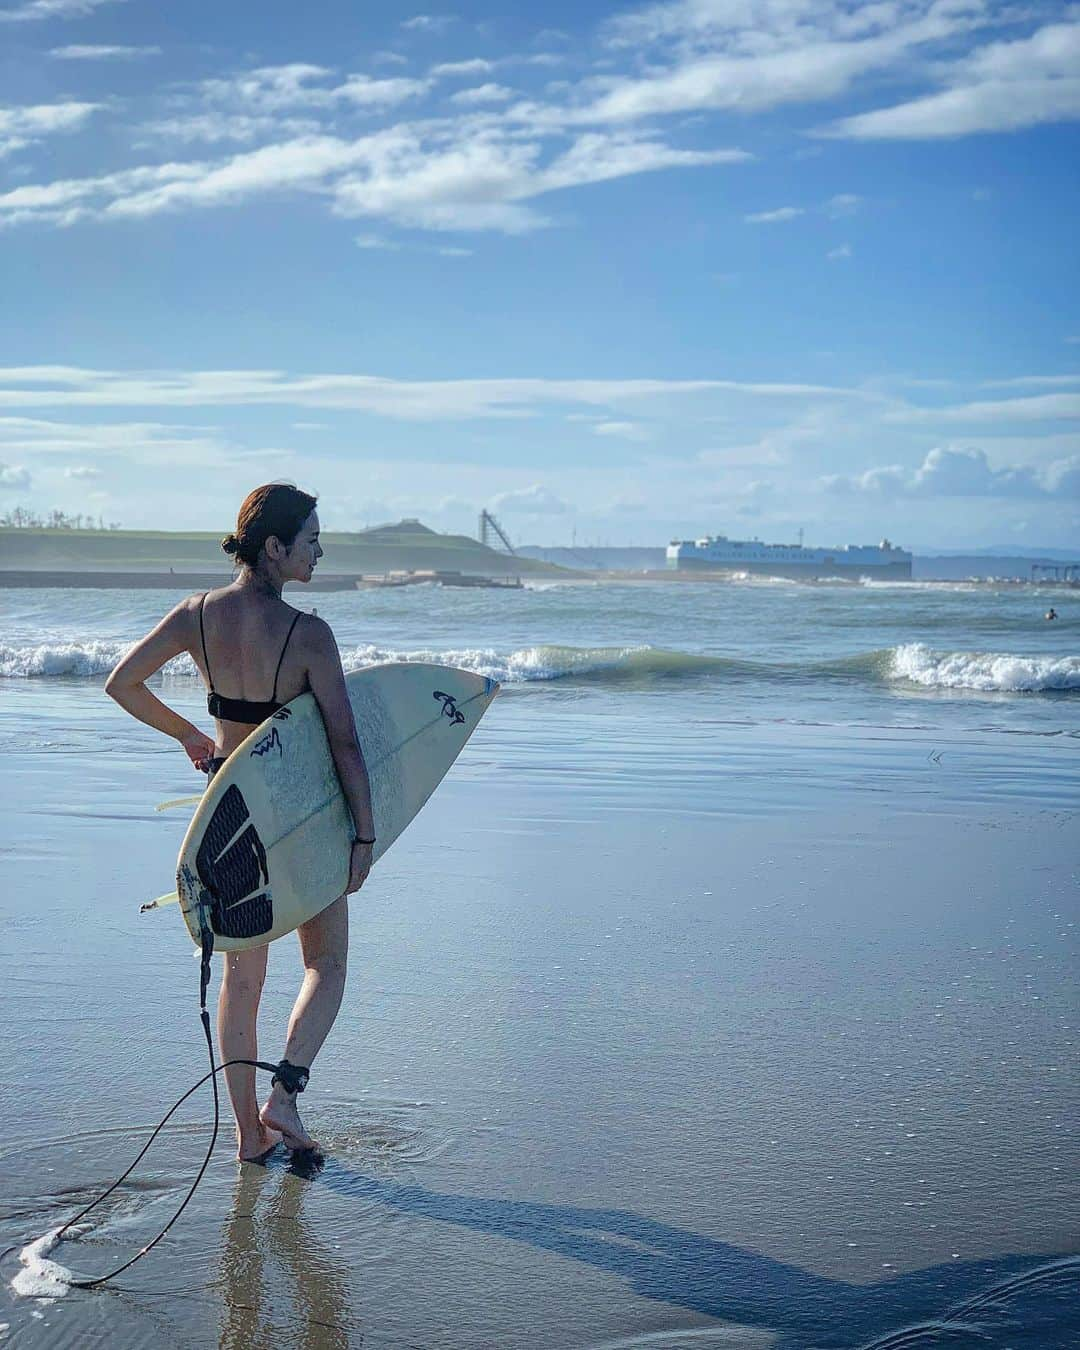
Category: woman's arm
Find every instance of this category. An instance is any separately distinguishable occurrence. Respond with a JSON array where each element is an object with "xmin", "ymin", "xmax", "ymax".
[
  {"xmin": 105, "ymin": 598, "xmax": 216, "ymax": 768},
  {"xmin": 304, "ymin": 616, "xmax": 375, "ymax": 893}
]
